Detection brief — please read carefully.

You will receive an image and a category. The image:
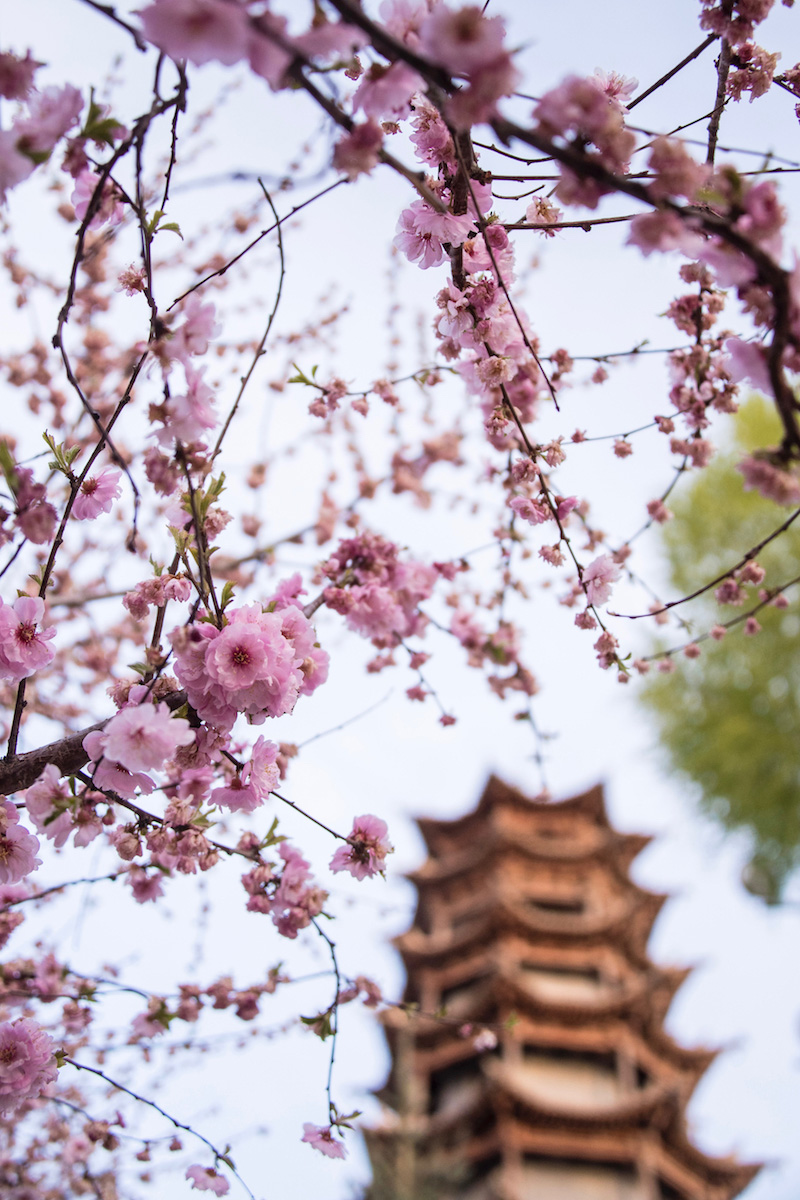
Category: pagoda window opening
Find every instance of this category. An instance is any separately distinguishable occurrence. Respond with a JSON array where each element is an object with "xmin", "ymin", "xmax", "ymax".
[
  {"xmin": 517, "ymin": 1045, "xmax": 623, "ymax": 1106},
  {"xmin": 520, "ymin": 1155, "xmax": 647, "ymax": 1200},
  {"xmin": 526, "ymin": 895, "xmax": 586, "ymax": 915},
  {"xmin": 439, "ymin": 972, "xmax": 490, "ymax": 1010},
  {"xmin": 429, "ymin": 1052, "xmax": 497, "ymax": 1116},
  {"xmin": 449, "ymin": 905, "xmax": 485, "ymax": 931},
  {"xmin": 659, "ymin": 1182, "xmax": 688, "ymax": 1200},
  {"xmin": 519, "ymin": 961, "xmax": 608, "ymax": 1003}
]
